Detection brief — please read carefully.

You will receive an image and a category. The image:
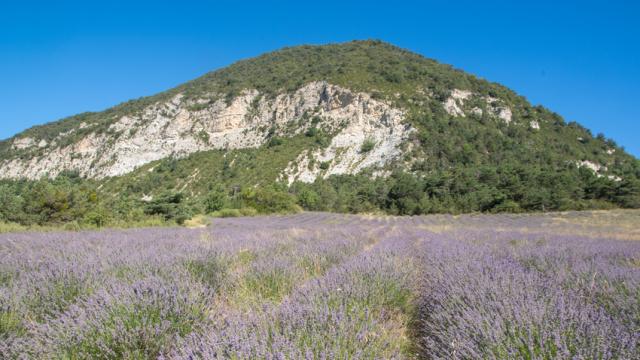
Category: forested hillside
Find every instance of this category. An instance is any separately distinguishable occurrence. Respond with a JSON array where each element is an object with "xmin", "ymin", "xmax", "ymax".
[{"xmin": 1, "ymin": 40, "xmax": 638, "ymax": 228}]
